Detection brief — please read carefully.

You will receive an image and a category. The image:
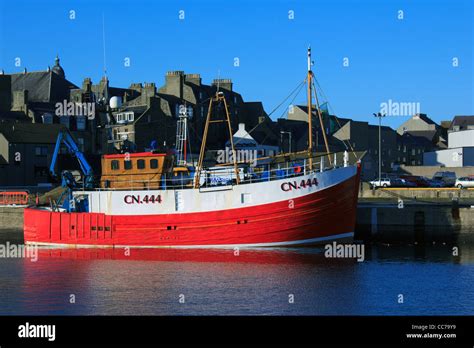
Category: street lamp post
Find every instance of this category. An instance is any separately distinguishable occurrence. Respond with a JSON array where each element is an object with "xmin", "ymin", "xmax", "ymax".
[
  {"xmin": 373, "ymin": 112, "xmax": 386, "ymax": 186},
  {"xmin": 280, "ymin": 131, "xmax": 292, "ymax": 153}
]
